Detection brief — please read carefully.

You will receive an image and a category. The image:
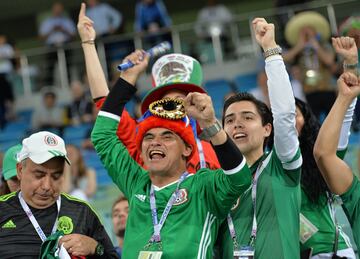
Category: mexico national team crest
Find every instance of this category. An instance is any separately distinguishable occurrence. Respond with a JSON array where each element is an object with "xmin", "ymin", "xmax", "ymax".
[
  {"xmin": 173, "ymin": 189, "xmax": 188, "ymax": 205},
  {"xmin": 152, "ymin": 54, "xmax": 202, "ymax": 87},
  {"xmin": 57, "ymin": 216, "xmax": 74, "ymax": 234},
  {"xmin": 44, "ymin": 135, "xmax": 58, "ymax": 146}
]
